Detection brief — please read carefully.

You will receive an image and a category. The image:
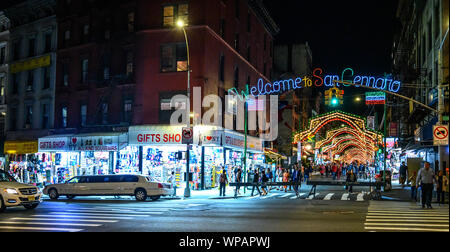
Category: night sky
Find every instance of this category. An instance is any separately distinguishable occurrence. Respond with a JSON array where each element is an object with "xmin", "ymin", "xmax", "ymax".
[{"xmin": 263, "ymin": 0, "xmax": 400, "ymax": 117}]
